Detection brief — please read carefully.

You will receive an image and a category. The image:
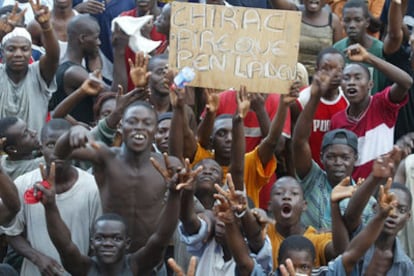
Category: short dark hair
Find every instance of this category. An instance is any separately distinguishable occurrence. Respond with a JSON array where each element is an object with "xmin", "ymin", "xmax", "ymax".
[
  {"xmin": 123, "ymin": 100, "xmax": 158, "ymax": 122},
  {"xmin": 347, "ymin": 62, "xmax": 371, "ymax": 80},
  {"xmin": 316, "ymin": 47, "xmax": 345, "ymax": 68},
  {"xmin": 93, "ymin": 213, "xmax": 128, "ymax": 233},
  {"xmin": 271, "ymin": 176, "xmax": 304, "ymax": 198},
  {"xmin": 343, "ymin": 0, "xmax": 370, "ymax": 18},
  {"xmin": 278, "ymin": 235, "xmax": 316, "ymax": 265},
  {"xmin": 390, "ymin": 182, "xmax": 413, "ymax": 207},
  {"xmin": 0, "ymin": 117, "xmax": 19, "ymax": 146},
  {"xmin": 40, "ymin": 119, "xmax": 71, "ymax": 143},
  {"xmin": 148, "ymin": 53, "xmax": 169, "ymax": 72},
  {"xmin": 93, "ymin": 92, "xmax": 117, "ymax": 120}
]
